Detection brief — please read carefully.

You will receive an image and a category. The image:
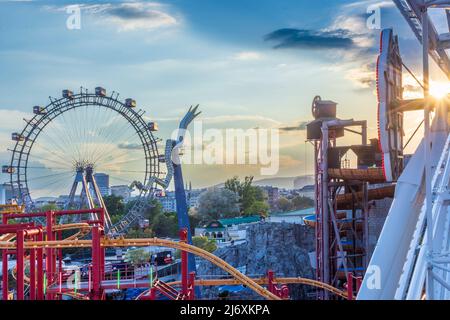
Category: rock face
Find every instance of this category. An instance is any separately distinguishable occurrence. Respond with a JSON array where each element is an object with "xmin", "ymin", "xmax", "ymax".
[{"xmin": 197, "ymin": 221, "xmax": 315, "ymax": 300}]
